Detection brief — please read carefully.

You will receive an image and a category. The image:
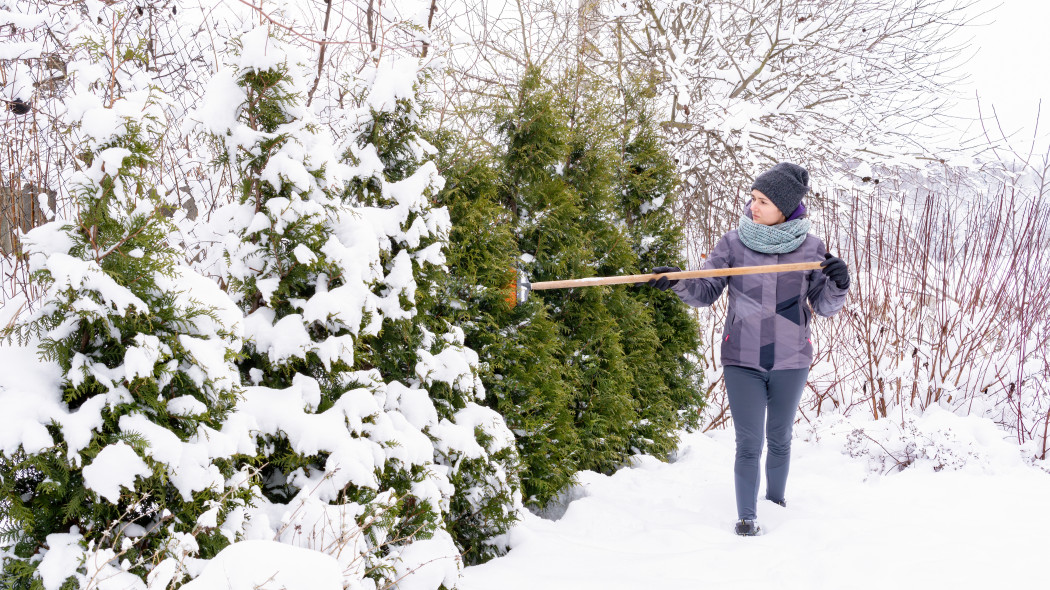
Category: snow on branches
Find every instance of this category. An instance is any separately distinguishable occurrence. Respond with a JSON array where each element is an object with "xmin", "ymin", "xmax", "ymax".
[{"xmin": 2, "ymin": 5, "xmax": 519, "ymax": 589}]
